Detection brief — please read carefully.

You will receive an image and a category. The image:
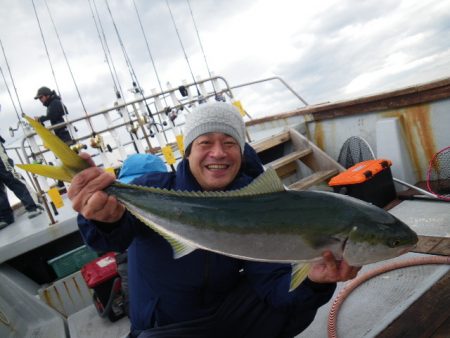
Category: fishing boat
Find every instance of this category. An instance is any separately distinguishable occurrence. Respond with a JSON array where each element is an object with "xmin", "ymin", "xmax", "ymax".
[{"xmin": 0, "ymin": 73, "xmax": 449, "ymax": 338}]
